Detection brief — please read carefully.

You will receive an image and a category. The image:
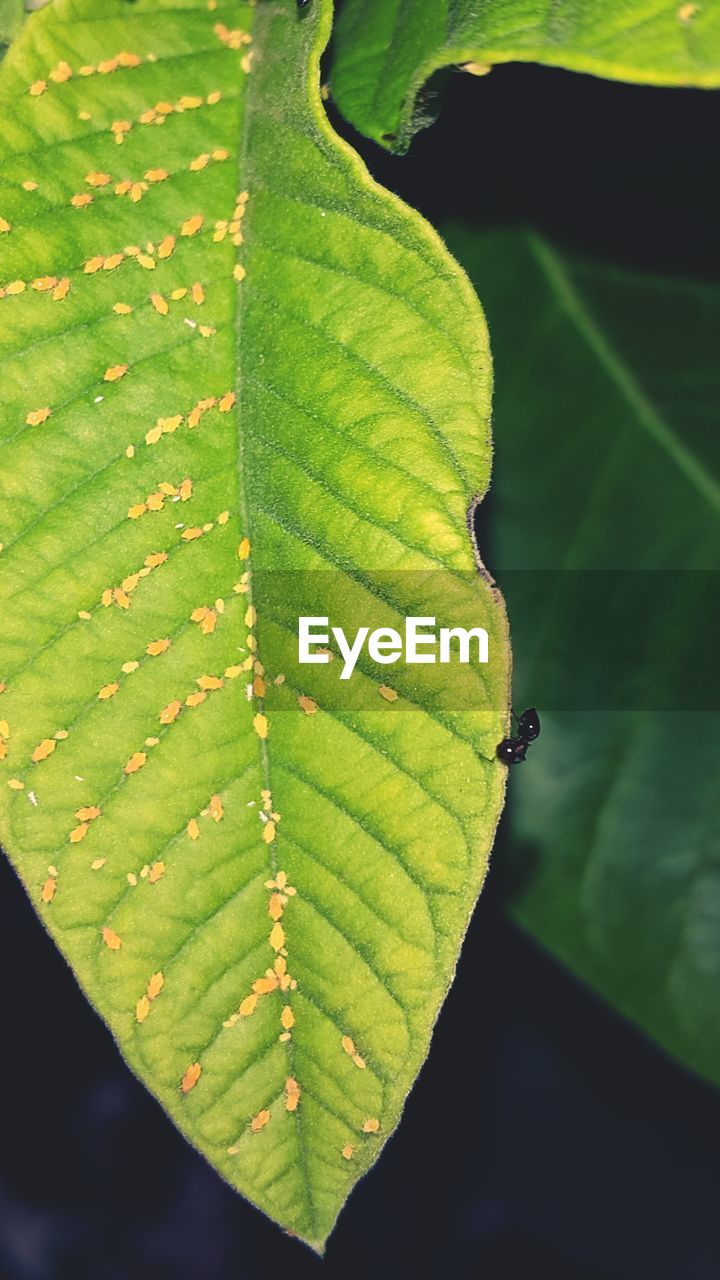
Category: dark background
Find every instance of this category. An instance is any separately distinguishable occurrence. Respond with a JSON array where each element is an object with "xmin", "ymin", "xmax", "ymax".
[{"xmin": 2, "ymin": 48, "xmax": 720, "ymax": 1280}]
